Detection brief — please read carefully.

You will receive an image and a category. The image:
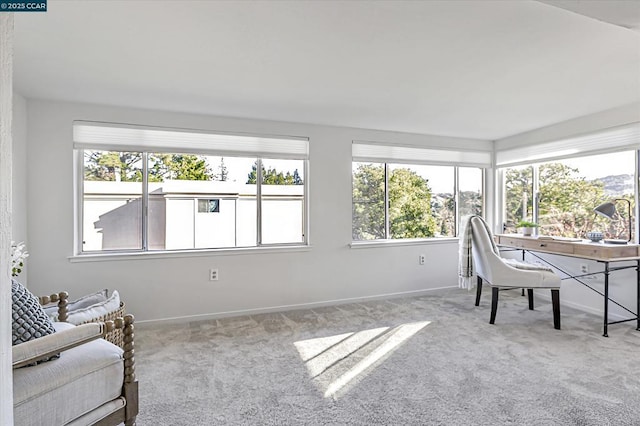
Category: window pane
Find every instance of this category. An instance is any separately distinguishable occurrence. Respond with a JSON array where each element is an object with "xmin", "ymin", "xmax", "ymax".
[
  {"xmin": 145, "ymin": 154, "xmax": 256, "ymax": 250},
  {"xmin": 82, "ymin": 150, "xmax": 143, "ymax": 251},
  {"xmin": 459, "ymin": 167, "xmax": 483, "ymax": 229},
  {"xmin": 261, "ymin": 159, "xmax": 305, "ymax": 244},
  {"xmin": 198, "ymin": 199, "xmax": 220, "ymax": 213},
  {"xmin": 538, "ymin": 152, "xmax": 635, "ymax": 239},
  {"xmin": 503, "ymin": 165, "xmax": 534, "ymax": 233},
  {"xmin": 352, "ymin": 162, "xmax": 385, "ymax": 240},
  {"xmin": 389, "ymin": 164, "xmax": 454, "ymax": 238},
  {"xmin": 232, "ymin": 157, "xmax": 257, "ymax": 247}
]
